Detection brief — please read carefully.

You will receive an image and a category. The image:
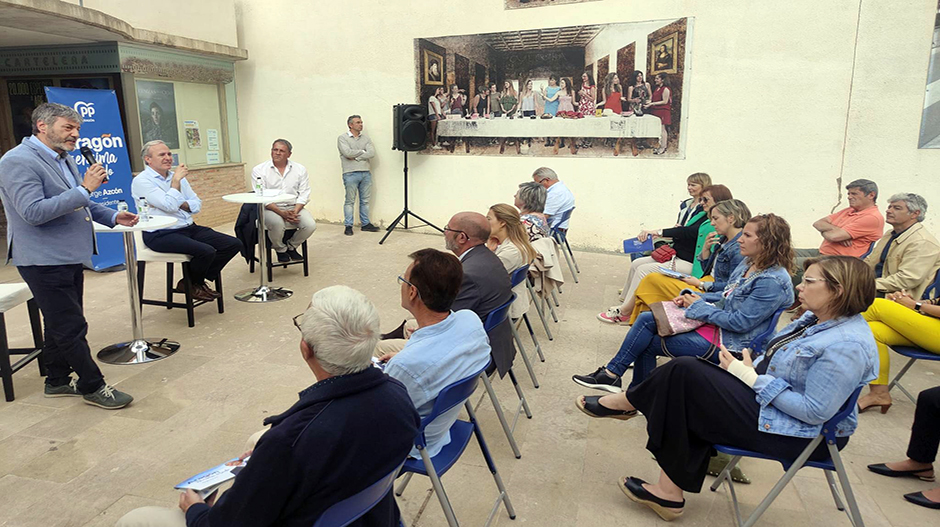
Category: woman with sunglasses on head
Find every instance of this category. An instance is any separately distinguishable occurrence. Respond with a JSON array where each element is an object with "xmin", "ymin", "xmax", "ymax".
[
  {"xmin": 598, "ymin": 184, "xmax": 732, "ymax": 325},
  {"xmin": 573, "ymin": 255, "xmax": 876, "ymax": 521}
]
